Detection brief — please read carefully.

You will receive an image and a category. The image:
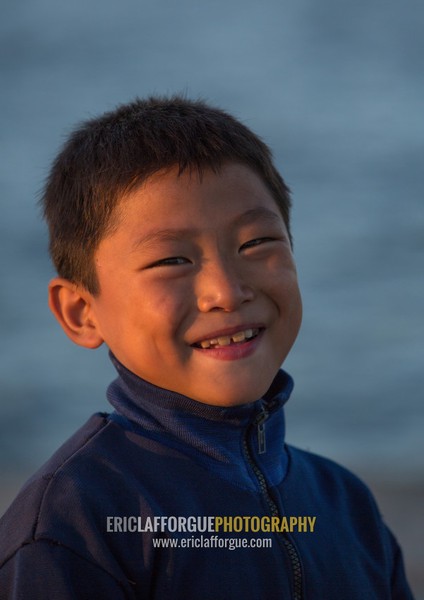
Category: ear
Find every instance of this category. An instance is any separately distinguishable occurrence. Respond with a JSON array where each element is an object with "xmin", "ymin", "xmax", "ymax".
[{"xmin": 48, "ymin": 278, "xmax": 104, "ymax": 349}]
